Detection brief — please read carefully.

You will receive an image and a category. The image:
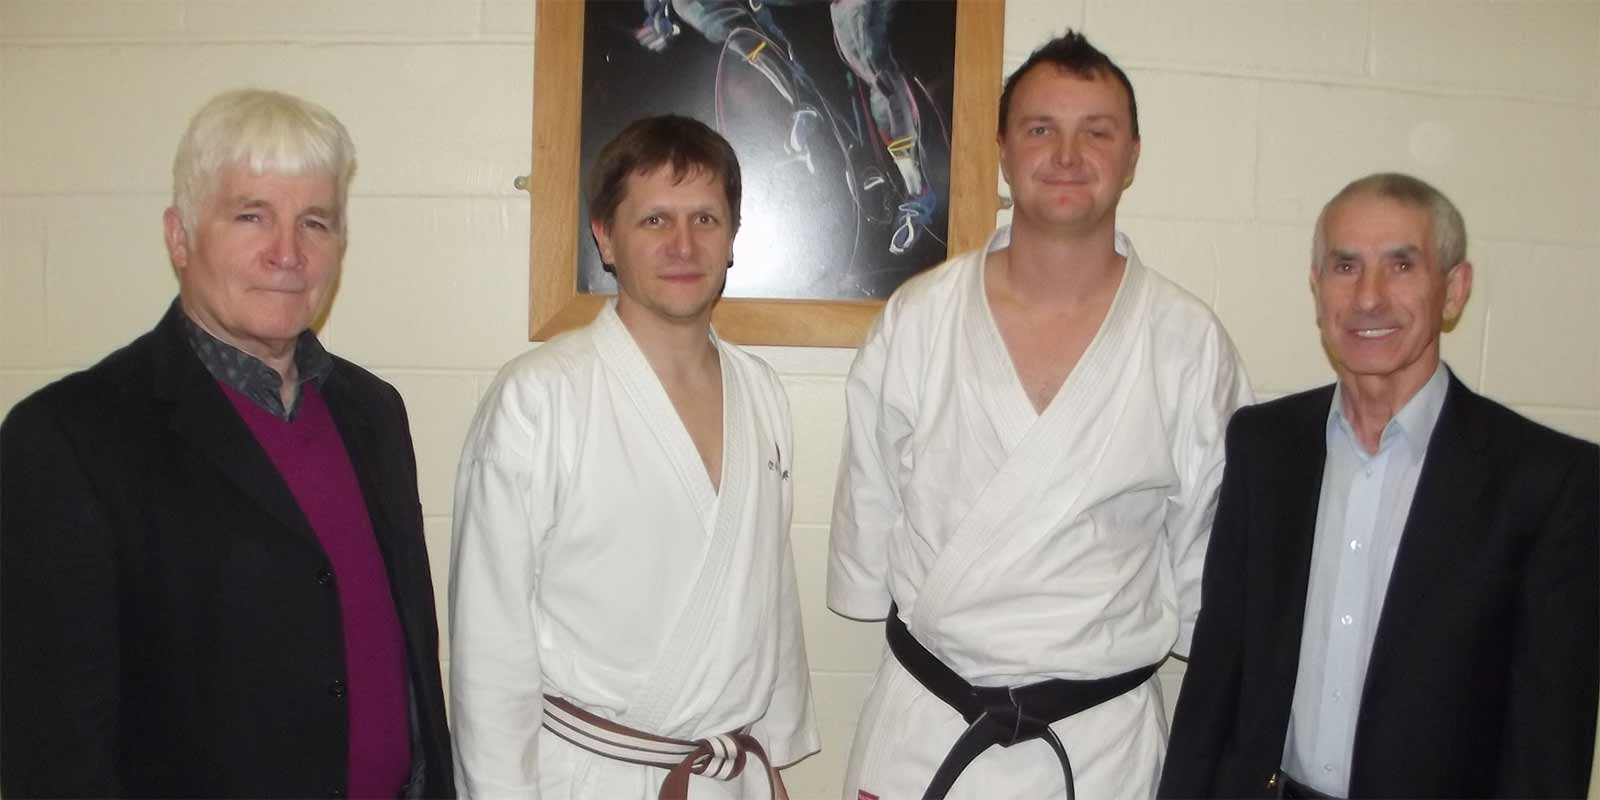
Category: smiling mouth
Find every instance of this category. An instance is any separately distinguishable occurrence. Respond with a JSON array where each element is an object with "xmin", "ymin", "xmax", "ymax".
[{"xmin": 1353, "ymin": 327, "xmax": 1399, "ymax": 339}]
